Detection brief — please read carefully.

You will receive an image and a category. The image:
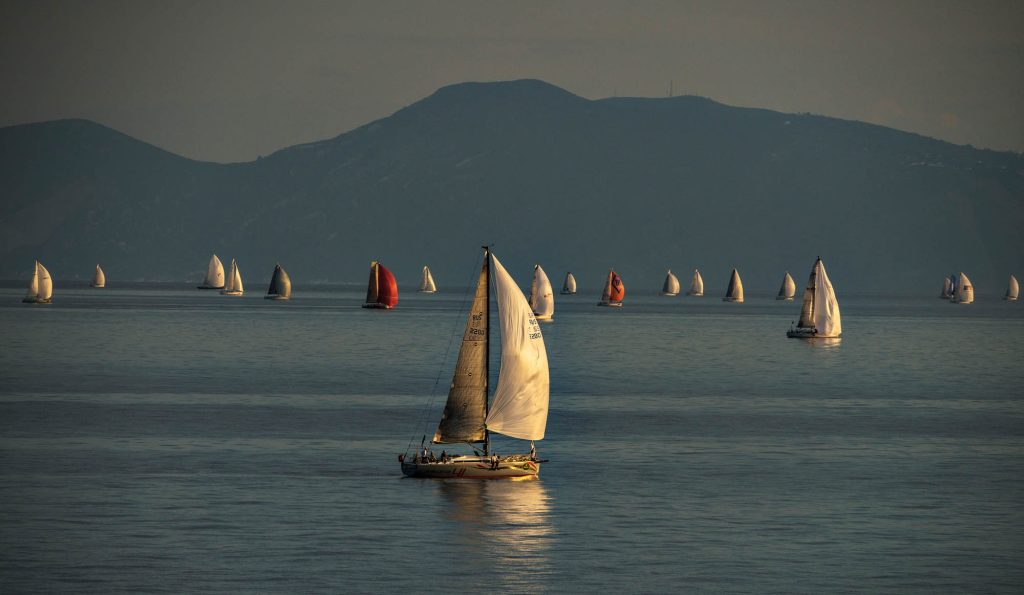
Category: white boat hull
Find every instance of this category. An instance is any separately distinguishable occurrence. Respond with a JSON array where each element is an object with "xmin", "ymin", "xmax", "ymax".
[
  {"xmin": 722, "ymin": 297, "xmax": 743, "ymax": 302},
  {"xmin": 776, "ymin": 296, "xmax": 793, "ymax": 301},
  {"xmin": 90, "ymin": 284, "xmax": 105, "ymax": 288},
  {"xmin": 362, "ymin": 303, "xmax": 393, "ymax": 309},
  {"xmin": 401, "ymin": 456, "xmax": 540, "ymax": 479},
  {"xmin": 597, "ymin": 302, "xmax": 622, "ymax": 307},
  {"xmin": 787, "ymin": 327, "xmax": 839, "ymax": 339},
  {"xmin": 418, "ymin": 290, "xmax": 437, "ymax": 294},
  {"xmin": 265, "ymin": 295, "xmax": 289, "ymax": 301},
  {"xmin": 22, "ymin": 297, "xmax": 51, "ymax": 304},
  {"xmin": 661, "ymin": 292, "xmax": 679, "ymax": 297},
  {"xmin": 220, "ymin": 290, "xmax": 243, "ymax": 296}
]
